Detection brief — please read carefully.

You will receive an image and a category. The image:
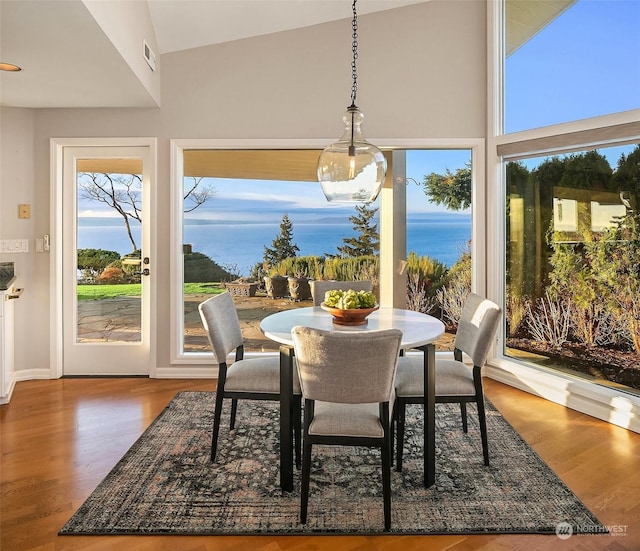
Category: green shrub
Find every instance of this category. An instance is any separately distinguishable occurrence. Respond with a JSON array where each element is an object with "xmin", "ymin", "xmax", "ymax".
[
  {"xmin": 77, "ymin": 248, "xmax": 121, "ymax": 281},
  {"xmin": 405, "ymin": 252, "xmax": 448, "ymax": 315},
  {"xmin": 184, "ymin": 252, "xmax": 233, "ymax": 283},
  {"xmin": 438, "ymin": 250, "xmax": 471, "ymax": 327},
  {"xmin": 268, "ymin": 256, "xmax": 324, "ymax": 279},
  {"xmin": 322, "ymin": 255, "xmax": 379, "ymax": 281}
]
